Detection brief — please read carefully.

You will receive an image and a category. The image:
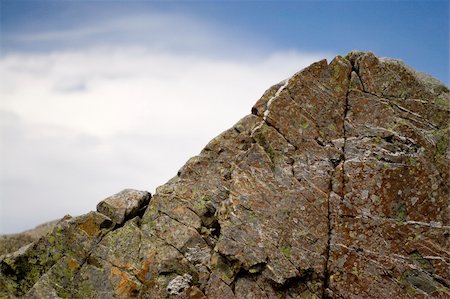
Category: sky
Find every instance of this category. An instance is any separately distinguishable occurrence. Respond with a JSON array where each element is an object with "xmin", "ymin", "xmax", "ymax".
[{"xmin": 0, "ymin": 0, "xmax": 448, "ymax": 234}]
